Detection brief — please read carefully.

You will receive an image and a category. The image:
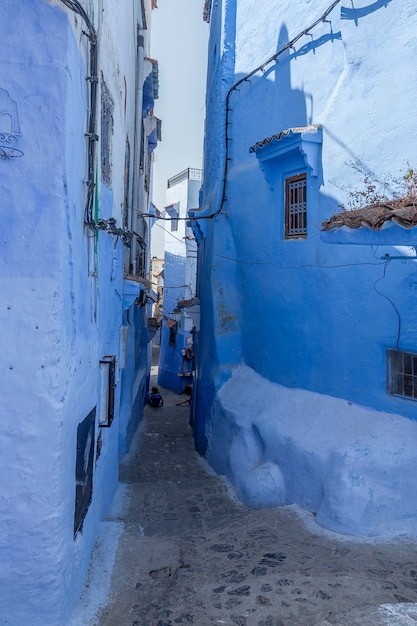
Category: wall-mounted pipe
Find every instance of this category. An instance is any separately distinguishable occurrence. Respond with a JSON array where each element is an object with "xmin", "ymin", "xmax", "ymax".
[
  {"xmin": 202, "ymin": 0, "xmax": 343, "ymax": 221},
  {"xmin": 58, "ymin": 0, "xmax": 98, "ymax": 227}
]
